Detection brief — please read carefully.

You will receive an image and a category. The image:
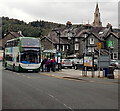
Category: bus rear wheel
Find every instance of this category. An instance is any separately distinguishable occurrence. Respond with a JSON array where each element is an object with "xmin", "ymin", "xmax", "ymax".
[{"xmin": 13, "ymin": 64, "xmax": 15, "ymax": 71}]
